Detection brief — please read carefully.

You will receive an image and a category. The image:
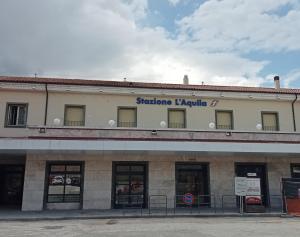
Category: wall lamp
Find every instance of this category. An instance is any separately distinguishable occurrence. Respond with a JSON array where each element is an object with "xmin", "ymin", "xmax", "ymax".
[
  {"xmin": 160, "ymin": 121, "xmax": 167, "ymax": 128},
  {"xmin": 209, "ymin": 122, "xmax": 215, "ymax": 129},
  {"xmin": 108, "ymin": 120, "xmax": 116, "ymax": 127},
  {"xmin": 53, "ymin": 118, "xmax": 61, "ymax": 126}
]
